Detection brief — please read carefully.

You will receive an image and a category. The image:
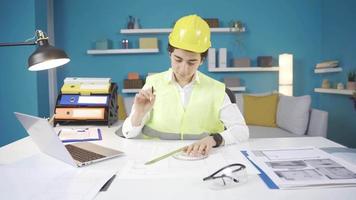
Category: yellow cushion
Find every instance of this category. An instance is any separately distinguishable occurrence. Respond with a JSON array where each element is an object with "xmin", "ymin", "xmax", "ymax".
[{"xmin": 243, "ymin": 94, "xmax": 279, "ymax": 127}]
